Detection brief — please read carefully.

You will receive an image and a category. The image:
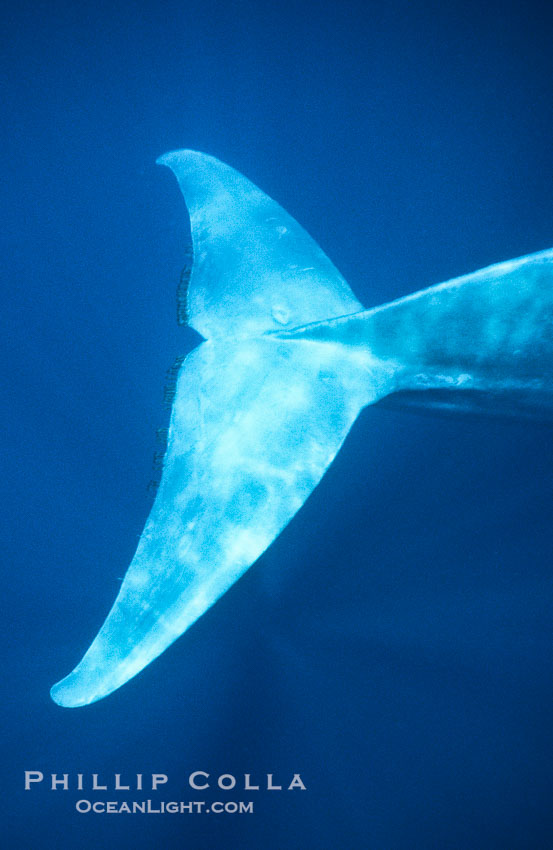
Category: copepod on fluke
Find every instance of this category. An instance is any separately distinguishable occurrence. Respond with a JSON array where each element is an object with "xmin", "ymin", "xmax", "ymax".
[{"xmin": 51, "ymin": 150, "xmax": 553, "ymax": 707}]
